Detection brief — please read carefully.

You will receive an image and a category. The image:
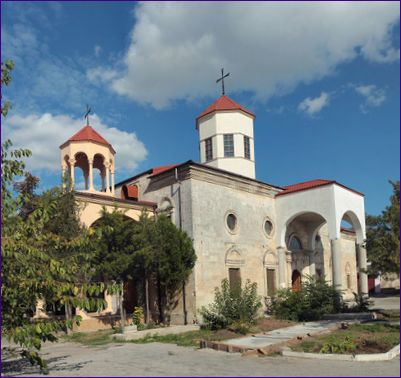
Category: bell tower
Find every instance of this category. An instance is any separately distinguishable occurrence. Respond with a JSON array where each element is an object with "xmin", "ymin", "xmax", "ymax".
[
  {"xmin": 196, "ymin": 95, "xmax": 256, "ymax": 179},
  {"xmin": 60, "ymin": 124, "xmax": 116, "ymax": 195}
]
